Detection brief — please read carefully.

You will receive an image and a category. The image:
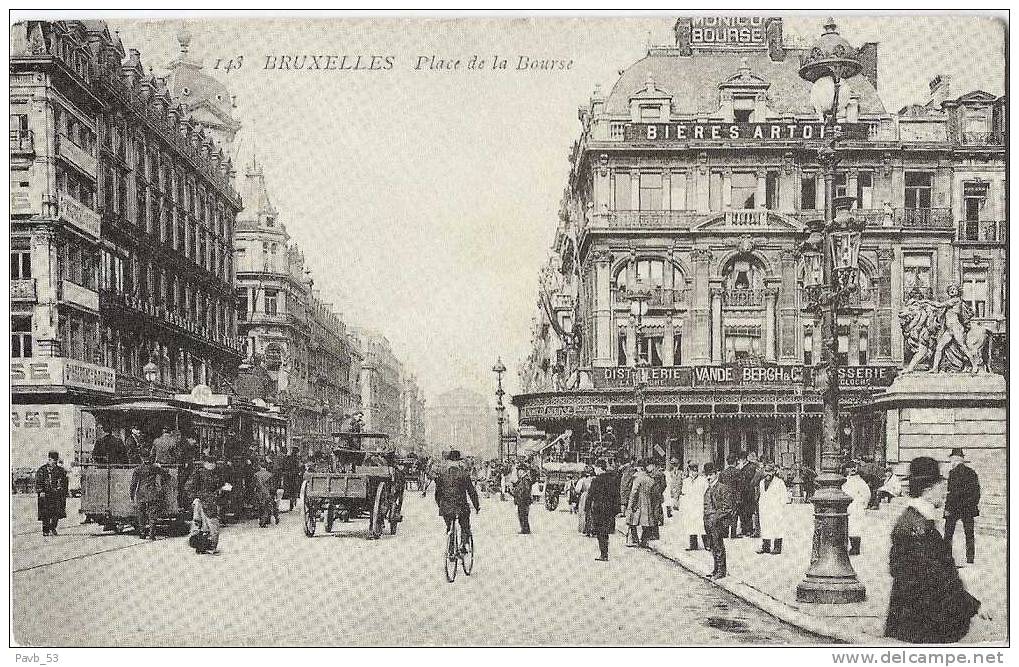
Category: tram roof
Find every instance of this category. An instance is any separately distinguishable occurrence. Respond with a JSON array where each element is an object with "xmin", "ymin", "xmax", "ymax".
[{"xmin": 85, "ymin": 399, "xmax": 227, "ymax": 421}]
